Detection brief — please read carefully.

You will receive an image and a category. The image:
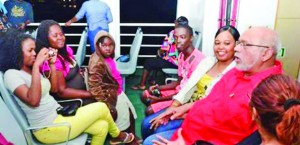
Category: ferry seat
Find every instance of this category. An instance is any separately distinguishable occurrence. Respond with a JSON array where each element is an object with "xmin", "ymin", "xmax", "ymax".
[
  {"xmin": 0, "ymin": 95, "xmax": 27, "ymax": 145},
  {"xmin": 0, "ymin": 72, "xmax": 88, "ymax": 145},
  {"xmin": 31, "ymin": 28, "xmax": 38, "ymax": 39},
  {"xmin": 116, "ymin": 27, "xmax": 143, "ymax": 89},
  {"xmin": 75, "ymin": 27, "xmax": 88, "ymax": 67},
  {"xmin": 193, "ymin": 30, "xmax": 202, "ymax": 51}
]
